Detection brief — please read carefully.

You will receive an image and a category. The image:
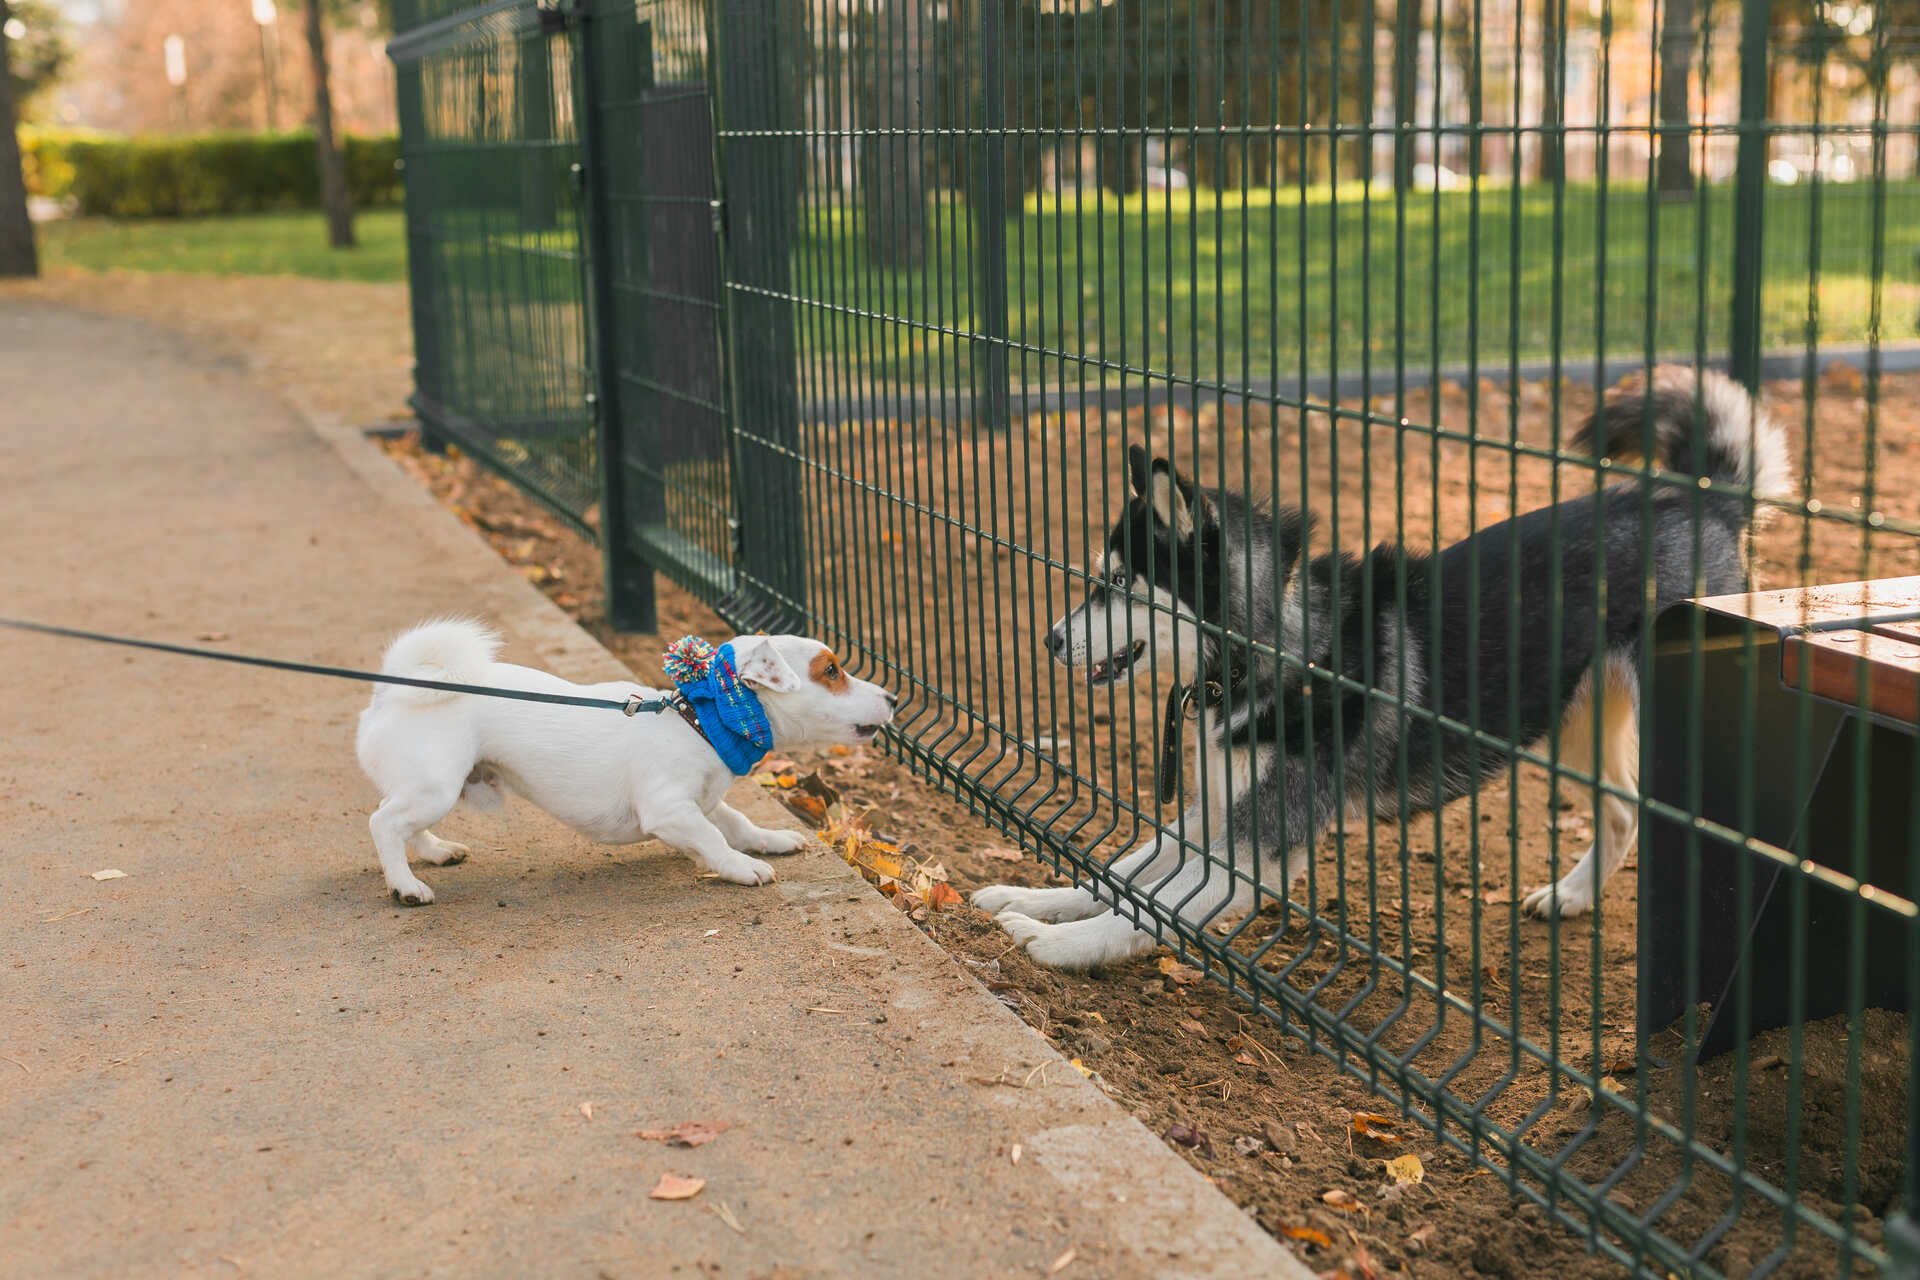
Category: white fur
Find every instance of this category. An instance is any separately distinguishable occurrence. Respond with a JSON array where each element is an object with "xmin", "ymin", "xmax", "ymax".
[
  {"xmin": 1522, "ymin": 653, "xmax": 1641, "ymax": 919},
  {"xmin": 355, "ymin": 620, "xmax": 894, "ymax": 905}
]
